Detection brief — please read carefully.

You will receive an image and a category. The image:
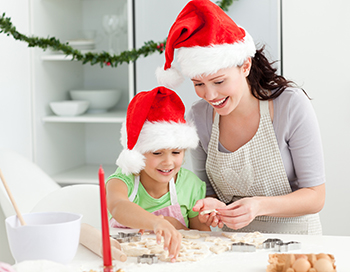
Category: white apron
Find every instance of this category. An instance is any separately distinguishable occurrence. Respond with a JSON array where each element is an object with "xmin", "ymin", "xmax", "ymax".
[
  {"xmin": 206, "ymin": 100, "xmax": 322, "ymax": 235},
  {"xmin": 110, "ymin": 176, "xmax": 186, "ymax": 228}
]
